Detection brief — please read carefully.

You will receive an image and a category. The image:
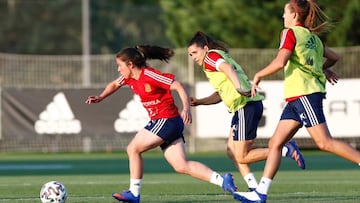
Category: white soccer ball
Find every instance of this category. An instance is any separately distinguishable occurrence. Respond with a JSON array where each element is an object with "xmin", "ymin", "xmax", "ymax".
[{"xmin": 40, "ymin": 181, "xmax": 68, "ymax": 203}]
